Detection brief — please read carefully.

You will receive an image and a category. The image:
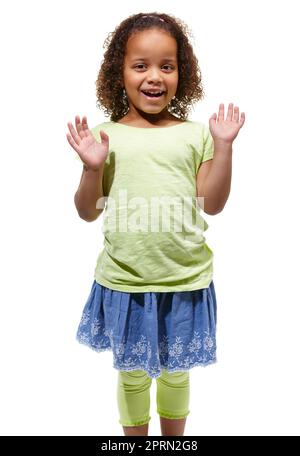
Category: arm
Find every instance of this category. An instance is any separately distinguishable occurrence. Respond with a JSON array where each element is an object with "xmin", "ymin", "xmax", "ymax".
[
  {"xmin": 66, "ymin": 115, "xmax": 109, "ymax": 222},
  {"xmin": 196, "ymin": 141, "xmax": 232, "ymax": 215},
  {"xmin": 197, "ymin": 103, "xmax": 245, "ymax": 215},
  {"xmin": 74, "ymin": 163, "xmax": 105, "ymax": 222}
]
